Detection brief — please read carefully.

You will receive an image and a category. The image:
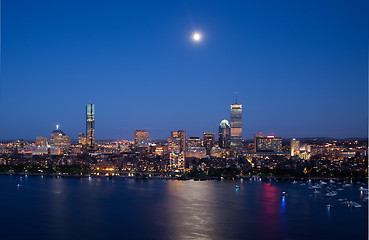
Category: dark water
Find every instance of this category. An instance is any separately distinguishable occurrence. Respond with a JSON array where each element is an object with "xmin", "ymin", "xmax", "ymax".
[{"xmin": 0, "ymin": 175, "xmax": 367, "ymax": 240}]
